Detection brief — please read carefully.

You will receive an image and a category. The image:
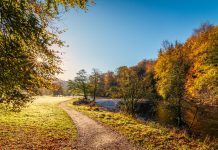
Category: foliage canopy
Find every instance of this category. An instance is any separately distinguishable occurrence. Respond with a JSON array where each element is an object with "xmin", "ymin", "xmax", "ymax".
[{"xmin": 0, "ymin": 0, "xmax": 92, "ymax": 109}]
